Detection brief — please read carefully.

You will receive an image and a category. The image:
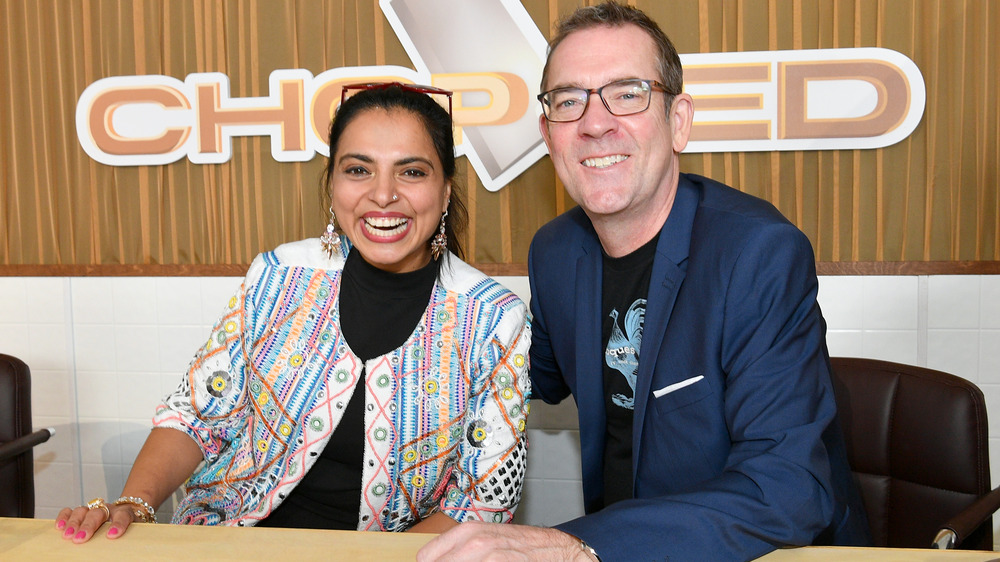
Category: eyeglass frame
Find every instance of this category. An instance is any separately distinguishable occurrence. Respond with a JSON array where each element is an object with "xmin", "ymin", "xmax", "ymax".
[
  {"xmin": 536, "ymin": 78, "xmax": 675, "ymax": 123},
  {"xmin": 340, "ymin": 82, "xmax": 454, "ymax": 117}
]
